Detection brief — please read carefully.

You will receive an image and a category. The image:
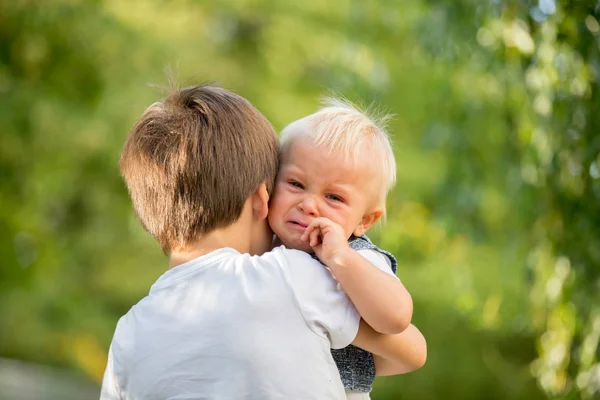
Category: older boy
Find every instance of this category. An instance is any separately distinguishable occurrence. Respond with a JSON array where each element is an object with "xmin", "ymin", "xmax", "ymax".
[{"xmin": 101, "ymin": 84, "xmax": 425, "ymax": 400}]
